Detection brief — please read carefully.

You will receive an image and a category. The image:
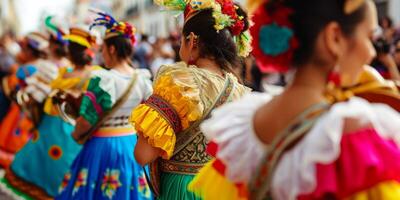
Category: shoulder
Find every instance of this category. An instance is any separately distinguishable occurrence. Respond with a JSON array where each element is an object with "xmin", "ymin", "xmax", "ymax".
[
  {"xmin": 200, "ymin": 92, "xmax": 272, "ymax": 183},
  {"xmin": 270, "ymin": 97, "xmax": 400, "ymax": 199}
]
